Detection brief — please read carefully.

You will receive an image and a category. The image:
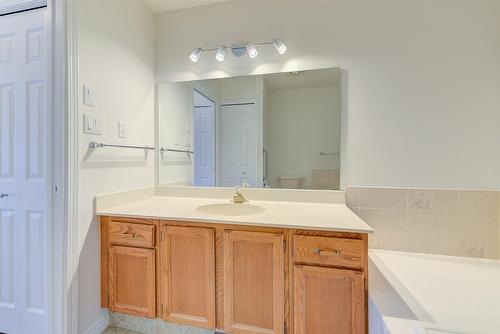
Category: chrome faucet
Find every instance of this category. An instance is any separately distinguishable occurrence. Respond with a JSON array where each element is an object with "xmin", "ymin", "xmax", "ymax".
[{"xmin": 232, "ymin": 186, "xmax": 247, "ymax": 204}]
